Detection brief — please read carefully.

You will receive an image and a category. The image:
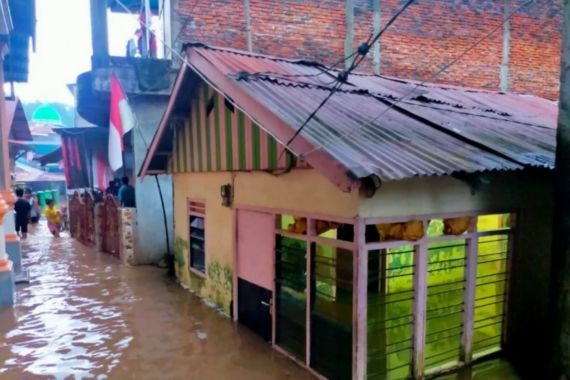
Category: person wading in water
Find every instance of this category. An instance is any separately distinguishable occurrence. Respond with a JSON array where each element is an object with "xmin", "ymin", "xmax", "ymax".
[
  {"xmin": 45, "ymin": 199, "xmax": 62, "ymax": 237},
  {"xmin": 26, "ymin": 189, "xmax": 40, "ymax": 224},
  {"xmin": 14, "ymin": 188, "xmax": 31, "ymax": 239}
]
